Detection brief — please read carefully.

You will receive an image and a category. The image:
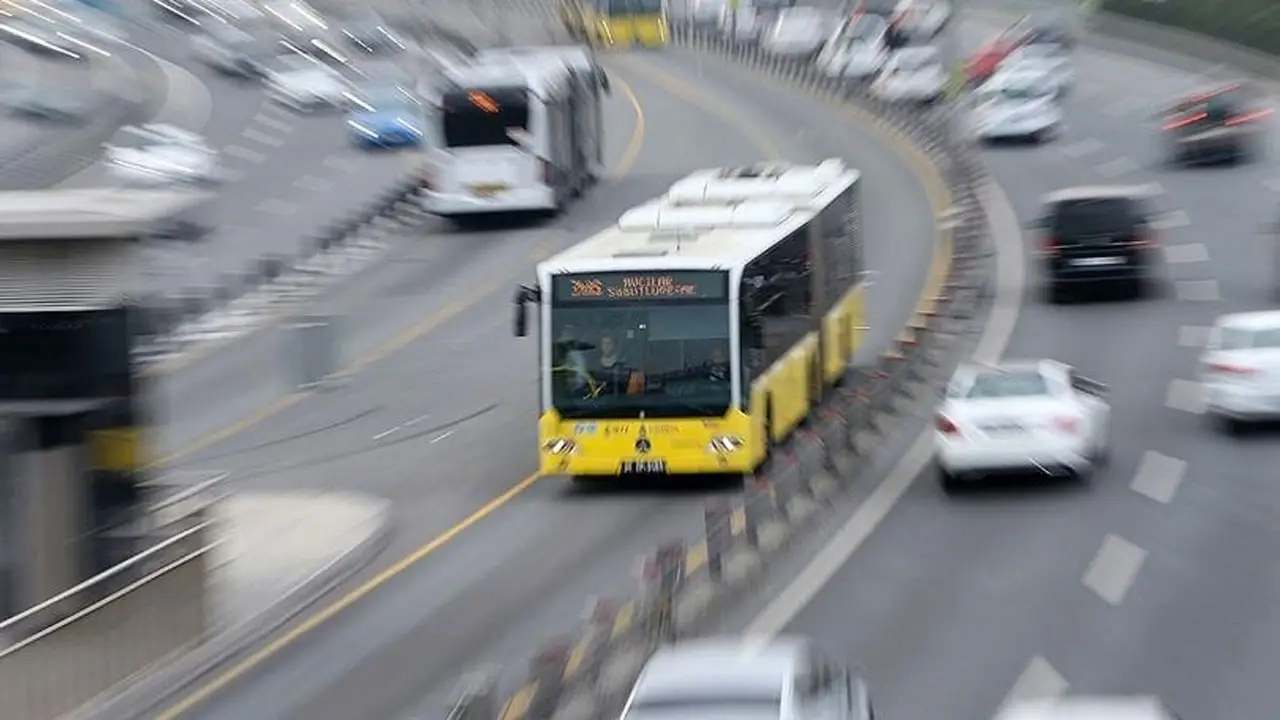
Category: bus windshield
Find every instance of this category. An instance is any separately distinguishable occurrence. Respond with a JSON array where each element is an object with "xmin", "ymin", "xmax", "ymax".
[
  {"xmin": 549, "ymin": 271, "xmax": 731, "ymax": 419},
  {"xmin": 602, "ymin": 0, "xmax": 664, "ymax": 14},
  {"xmin": 440, "ymin": 87, "xmax": 529, "ymax": 149}
]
